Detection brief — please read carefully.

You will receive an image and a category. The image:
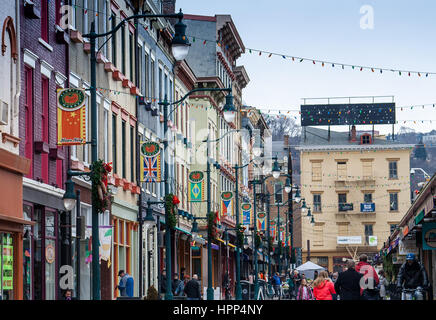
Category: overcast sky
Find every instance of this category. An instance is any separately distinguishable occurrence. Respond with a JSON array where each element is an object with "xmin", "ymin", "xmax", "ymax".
[{"xmin": 176, "ymin": 0, "xmax": 436, "ymax": 134}]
